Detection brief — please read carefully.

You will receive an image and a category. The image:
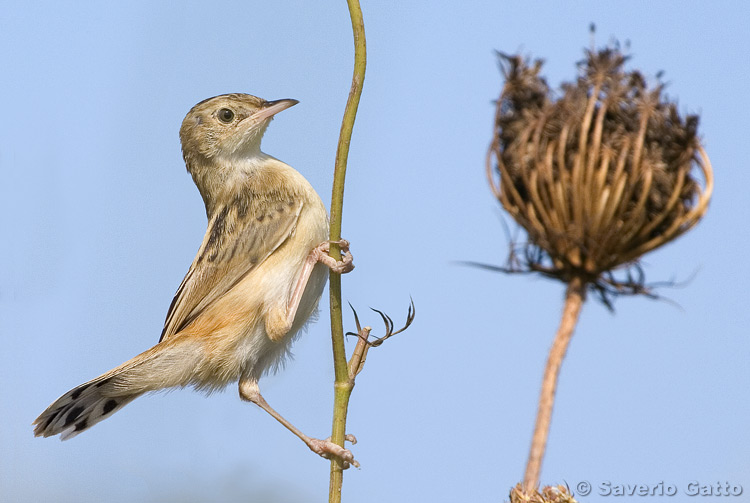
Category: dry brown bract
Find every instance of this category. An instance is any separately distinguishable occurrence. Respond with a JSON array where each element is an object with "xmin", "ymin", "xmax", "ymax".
[{"xmin": 487, "ymin": 47, "xmax": 713, "ymax": 303}]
